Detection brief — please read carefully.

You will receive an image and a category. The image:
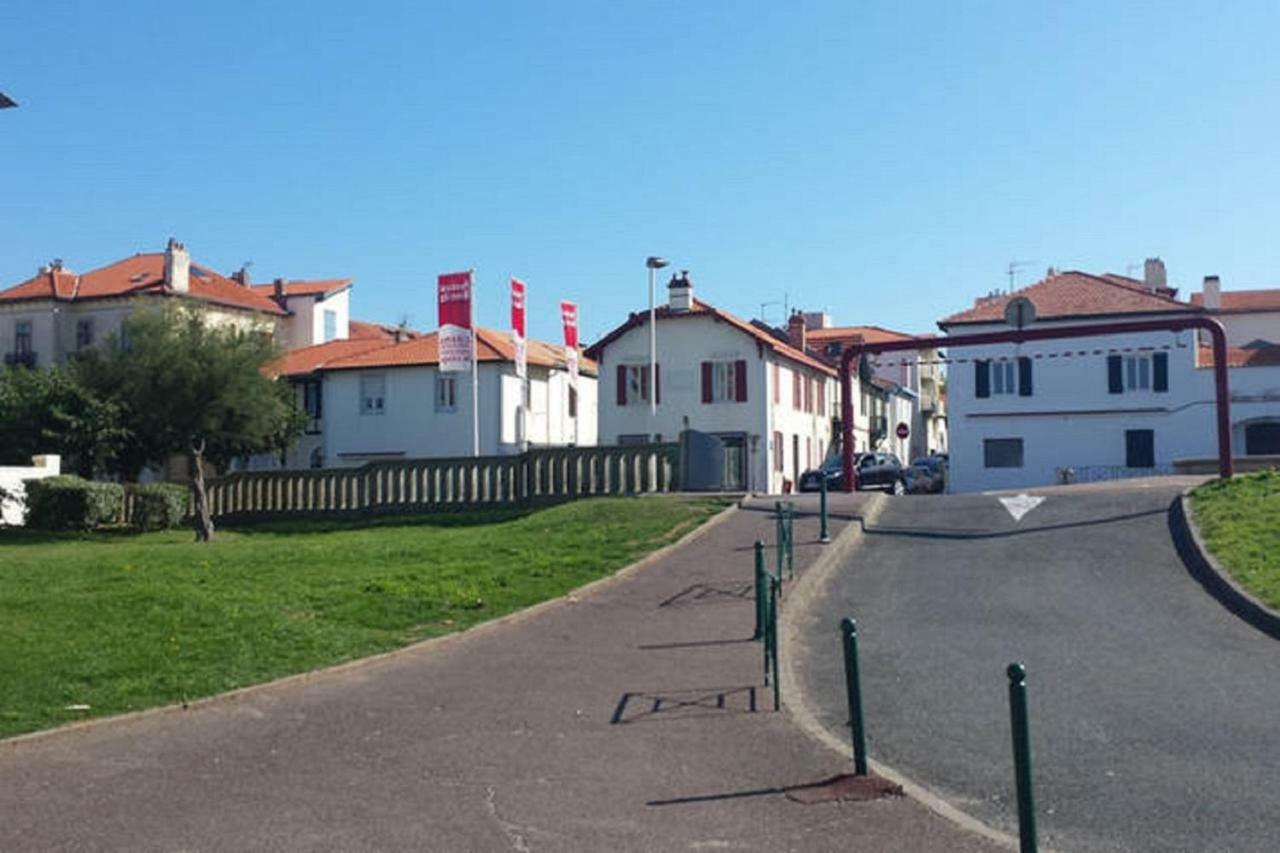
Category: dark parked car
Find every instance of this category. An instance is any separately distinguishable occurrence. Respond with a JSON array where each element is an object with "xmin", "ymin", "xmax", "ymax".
[
  {"xmin": 799, "ymin": 453, "xmax": 905, "ymax": 493},
  {"xmin": 798, "ymin": 456, "xmax": 858, "ymax": 492},
  {"xmin": 905, "ymin": 456, "xmax": 946, "ymax": 494}
]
